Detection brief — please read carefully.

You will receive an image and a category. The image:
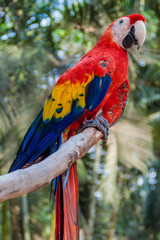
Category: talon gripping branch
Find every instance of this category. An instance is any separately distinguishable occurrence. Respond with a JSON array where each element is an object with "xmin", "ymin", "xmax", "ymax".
[{"xmin": 9, "ymin": 14, "xmax": 146, "ymax": 240}]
